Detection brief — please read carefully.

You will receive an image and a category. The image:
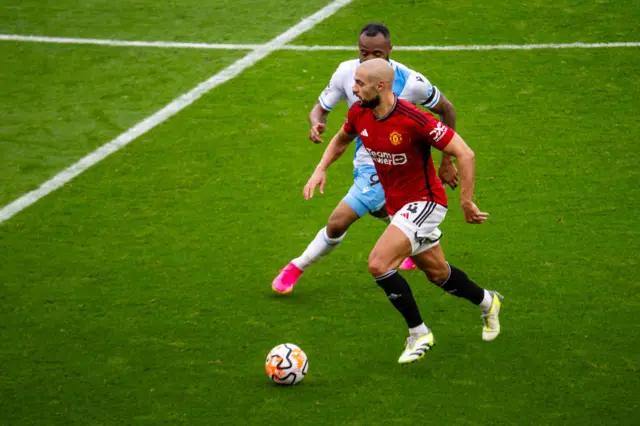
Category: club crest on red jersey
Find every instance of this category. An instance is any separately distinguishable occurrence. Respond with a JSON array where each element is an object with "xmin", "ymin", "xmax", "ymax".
[{"xmin": 389, "ymin": 131, "xmax": 403, "ymax": 146}]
